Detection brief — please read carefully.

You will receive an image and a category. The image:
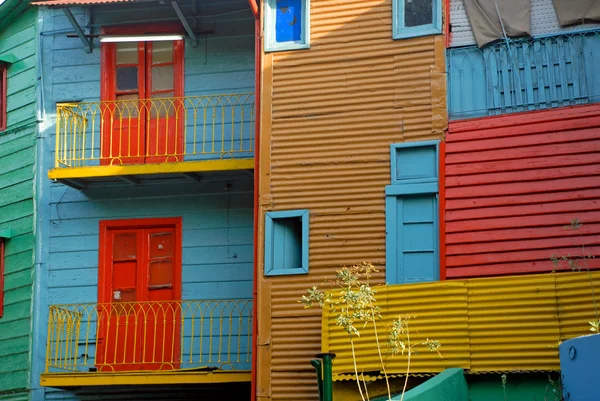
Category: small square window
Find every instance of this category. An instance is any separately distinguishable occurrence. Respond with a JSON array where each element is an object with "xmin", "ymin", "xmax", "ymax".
[
  {"xmin": 264, "ymin": 210, "xmax": 309, "ymax": 276},
  {"xmin": 265, "ymin": 0, "xmax": 310, "ymax": 52},
  {"xmin": 393, "ymin": 0, "xmax": 442, "ymax": 40}
]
